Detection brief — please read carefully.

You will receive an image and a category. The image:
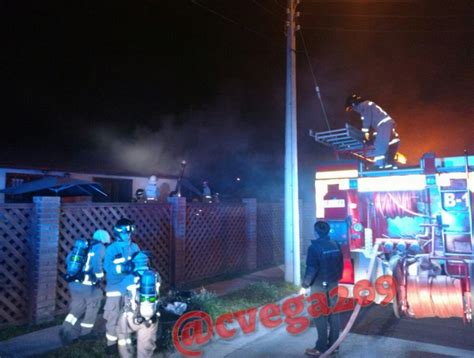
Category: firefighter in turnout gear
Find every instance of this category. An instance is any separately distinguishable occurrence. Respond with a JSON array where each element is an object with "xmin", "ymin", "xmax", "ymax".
[
  {"xmin": 346, "ymin": 94, "xmax": 400, "ymax": 168},
  {"xmin": 145, "ymin": 175, "xmax": 160, "ymax": 202},
  {"xmin": 117, "ymin": 251, "xmax": 161, "ymax": 358},
  {"xmin": 103, "ymin": 218, "xmax": 141, "ymax": 355},
  {"xmin": 59, "ymin": 229, "xmax": 110, "ymax": 344},
  {"xmin": 302, "ymin": 221, "xmax": 343, "ymax": 357}
]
